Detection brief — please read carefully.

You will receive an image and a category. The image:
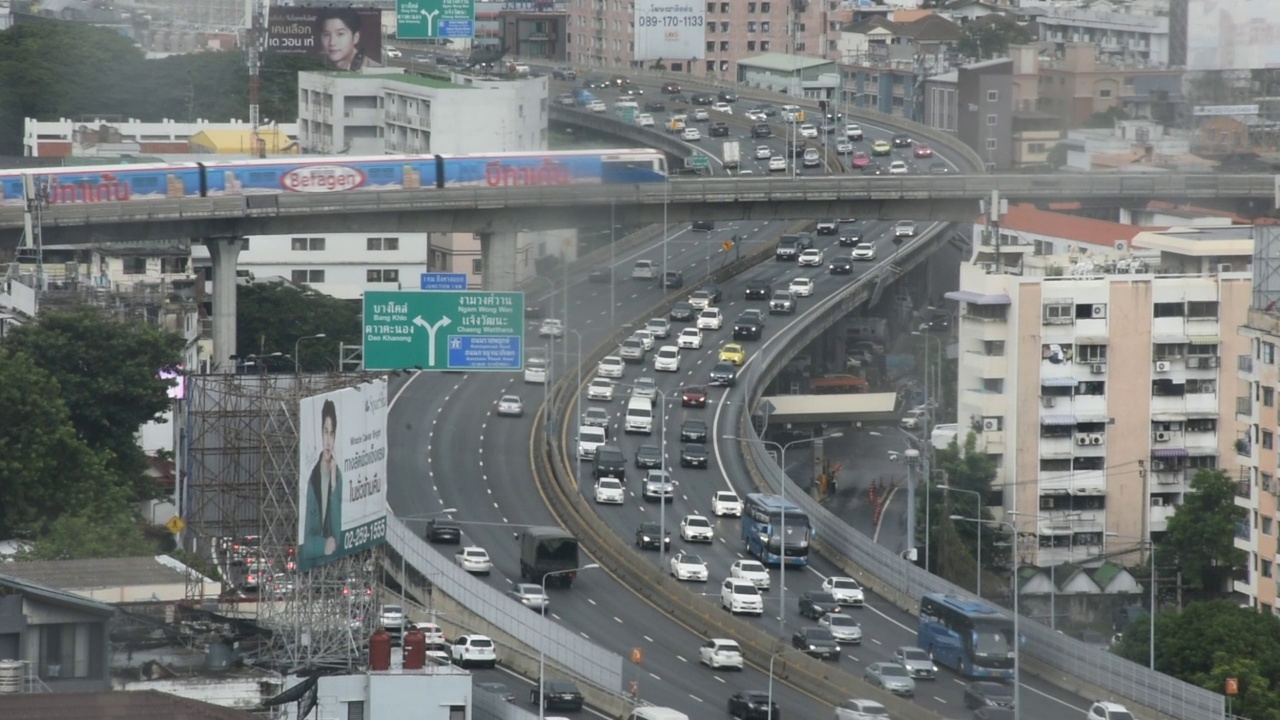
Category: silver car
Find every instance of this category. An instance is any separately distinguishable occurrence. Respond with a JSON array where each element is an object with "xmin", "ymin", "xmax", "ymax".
[
  {"xmin": 863, "ymin": 662, "xmax": 915, "ymax": 697},
  {"xmin": 506, "ymin": 583, "xmax": 550, "ymax": 612},
  {"xmin": 643, "ymin": 470, "xmax": 675, "ymax": 501},
  {"xmin": 819, "ymin": 613, "xmax": 863, "ymax": 644},
  {"xmin": 893, "ymin": 646, "xmax": 937, "ymax": 679}
]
